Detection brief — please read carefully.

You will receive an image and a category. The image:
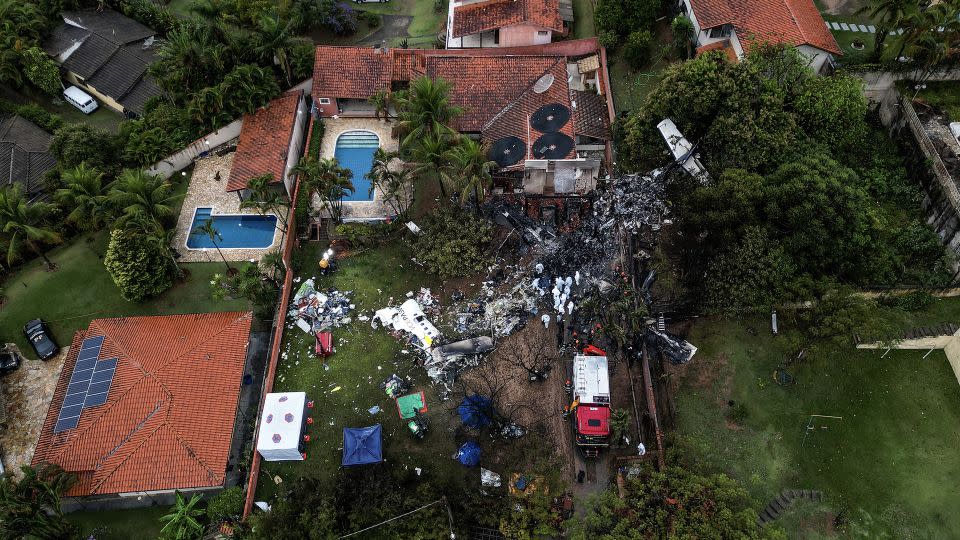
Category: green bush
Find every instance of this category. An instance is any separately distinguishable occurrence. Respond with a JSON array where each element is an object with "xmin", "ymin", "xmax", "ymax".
[
  {"xmin": 623, "ymin": 30, "xmax": 653, "ymax": 69},
  {"xmin": 21, "ymin": 47, "xmax": 61, "ymax": 96},
  {"xmin": 334, "ymin": 222, "xmax": 391, "ymax": 248},
  {"xmin": 207, "ymin": 486, "xmax": 244, "ymax": 525},
  {"xmin": 104, "ymin": 229, "xmax": 177, "ymax": 302},
  {"xmin": 0, "ymin": 100, "xmax": 63, "ymax": 133},
  {"xmin": 726, "ymin": 402, "xmax": 749, "ymax": 425},
  {"xmin": 671, "ymin": 15, "xmax": 694, "ymax": 57},
  {"xmin": 362, "ymin": 10, "xmax": 381, "ymax": 27},
  {"xmin": 598, "ymin": 30, "xmax": 619, "ymax": 50},
  {"xmin": 114, "ymin": 0, "xmax": 182, "ymax": 35},
  {"xmin": 120, "ymin": 100, "xmax": 193, "ymax": 166},
  {"xmin": 594, "ymin": 0, "xmax": 658, "ymax": 37},
  {"xmin": 409, "ymin": 206, "xmax": 493, "ymax": 279},
  {"xmin": 51, "ymin": 123, "xmax": 119, "ymax": 171}
]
